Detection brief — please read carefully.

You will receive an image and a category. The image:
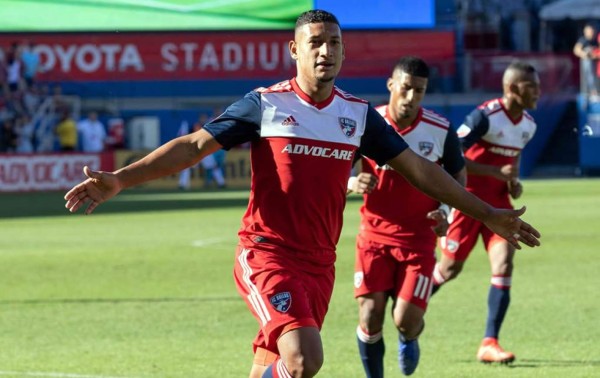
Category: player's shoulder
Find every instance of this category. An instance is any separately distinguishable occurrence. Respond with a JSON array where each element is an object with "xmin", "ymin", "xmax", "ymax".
[
  {"xmin": 255, "ymin": 80, "xmax": 293, "ymax": 94},
  {"xmin": 374, "ymin": 104, "xmax": 387, "ymax": 116},
  {"xmin": 477, "ymin": 98, "xmax": 503, "ymax": 116},
  {"xmin": 421, "ymin": 107, "xmax": 450, "ymax": 129},
  {"xmin": 522, "ymin": 110, "xmax": 536, "ymax": 124},
  {"xmin": 334, "ymin": 86, "xmax": 369, "ymax": 104}
]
